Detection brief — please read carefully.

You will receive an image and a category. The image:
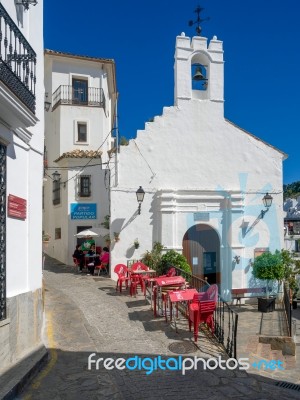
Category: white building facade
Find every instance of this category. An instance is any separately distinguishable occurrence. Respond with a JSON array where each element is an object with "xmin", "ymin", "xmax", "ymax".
[
  {"xmin": 0, "ymin": 1, "xmax": 44, "ymax": 372},
  {"xmin": 43, "ymin": 51, "xmax": 116, "ymax": 265},
  {"xmin": 110, "ymin": 34, "xmax": 285, "ymax": 300}
]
